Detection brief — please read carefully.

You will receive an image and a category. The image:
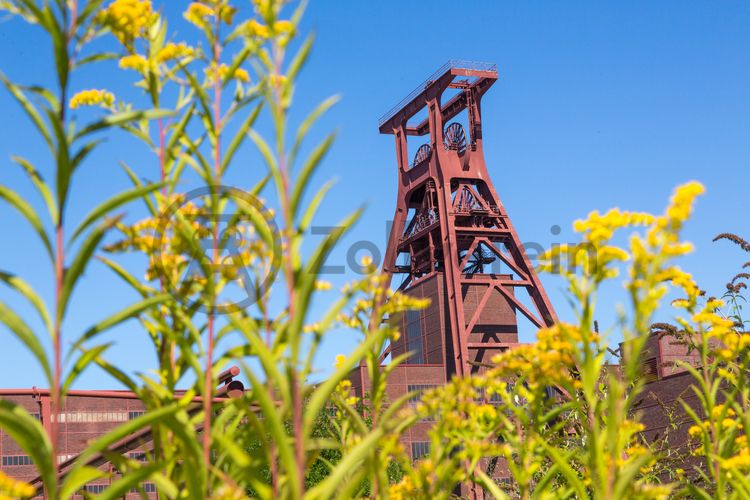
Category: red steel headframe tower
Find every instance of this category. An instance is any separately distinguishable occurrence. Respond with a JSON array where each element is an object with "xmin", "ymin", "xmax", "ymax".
[{"xmin": 379, "ymin": 61, "xmax": 557, "ymax": 378}]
